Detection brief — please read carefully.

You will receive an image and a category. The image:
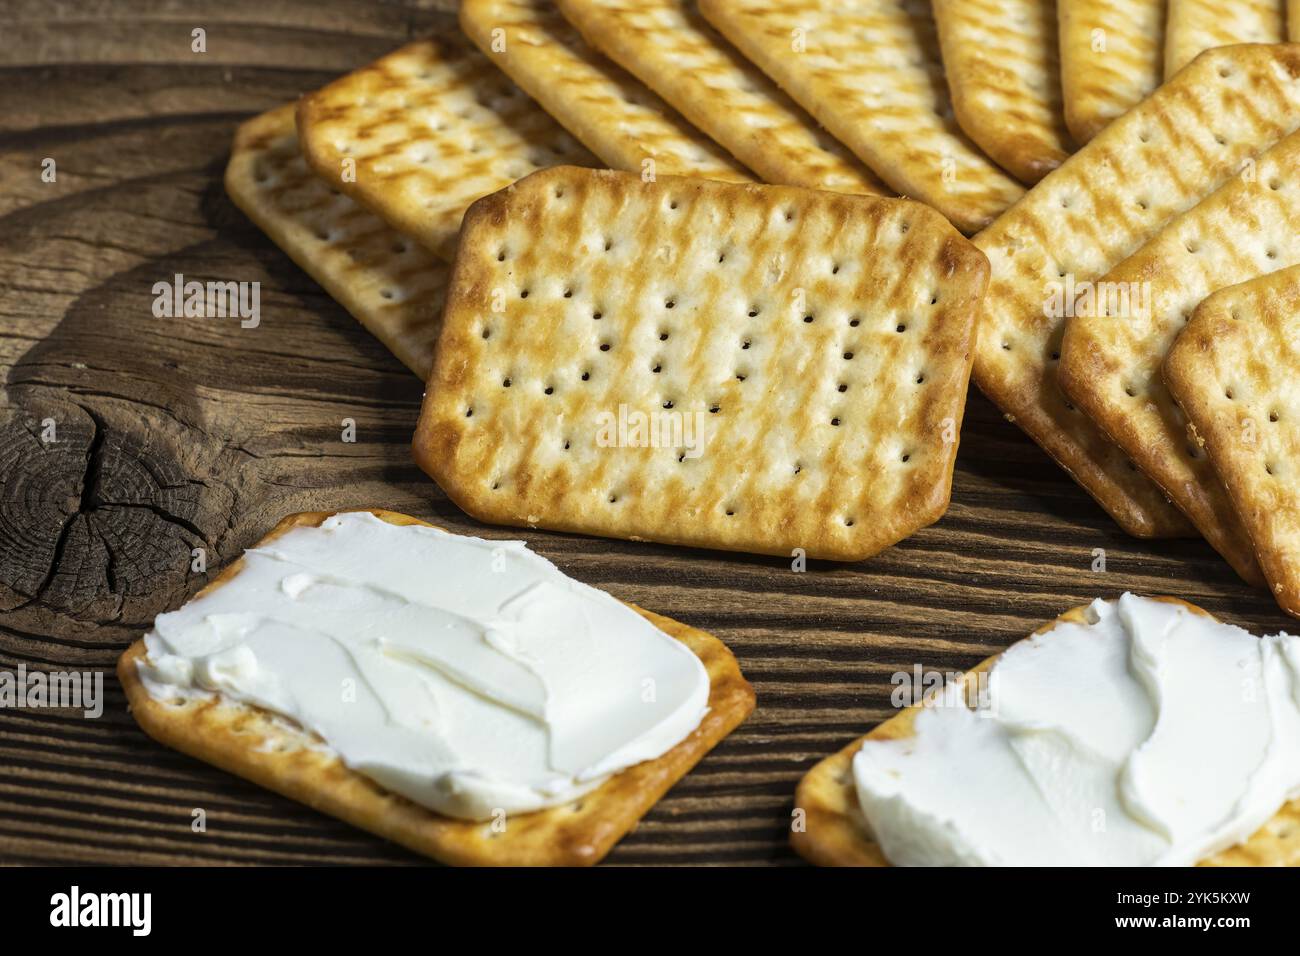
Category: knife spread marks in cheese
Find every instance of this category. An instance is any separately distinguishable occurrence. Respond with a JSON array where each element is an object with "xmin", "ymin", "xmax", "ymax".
[
  {"xmin": 137, "ymin": 511, "xmax": 710, "ymax": 820},
  {"xmin": 854, "ymin": 594, "xmax": 1300, "ymax": 865}
]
